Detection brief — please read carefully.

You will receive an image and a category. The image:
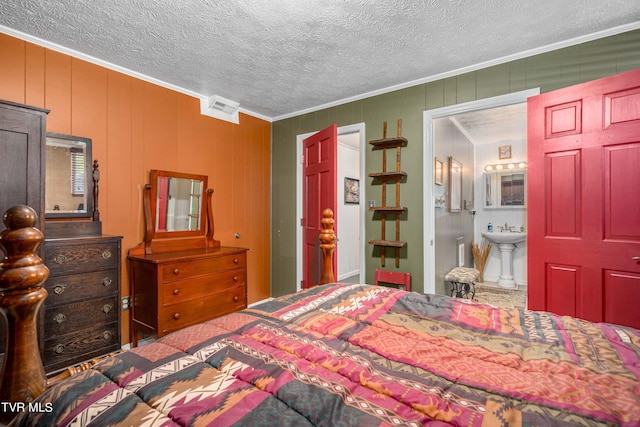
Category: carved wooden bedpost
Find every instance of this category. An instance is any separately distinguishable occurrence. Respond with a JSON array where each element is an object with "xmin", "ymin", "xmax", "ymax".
[
  {"xmin": 319, "ymin": 208, "xmax": 337, "ymax": 285},
  {"xmin": 0, "ymin": 205, "xmax": 49, "ymax": 424}
]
